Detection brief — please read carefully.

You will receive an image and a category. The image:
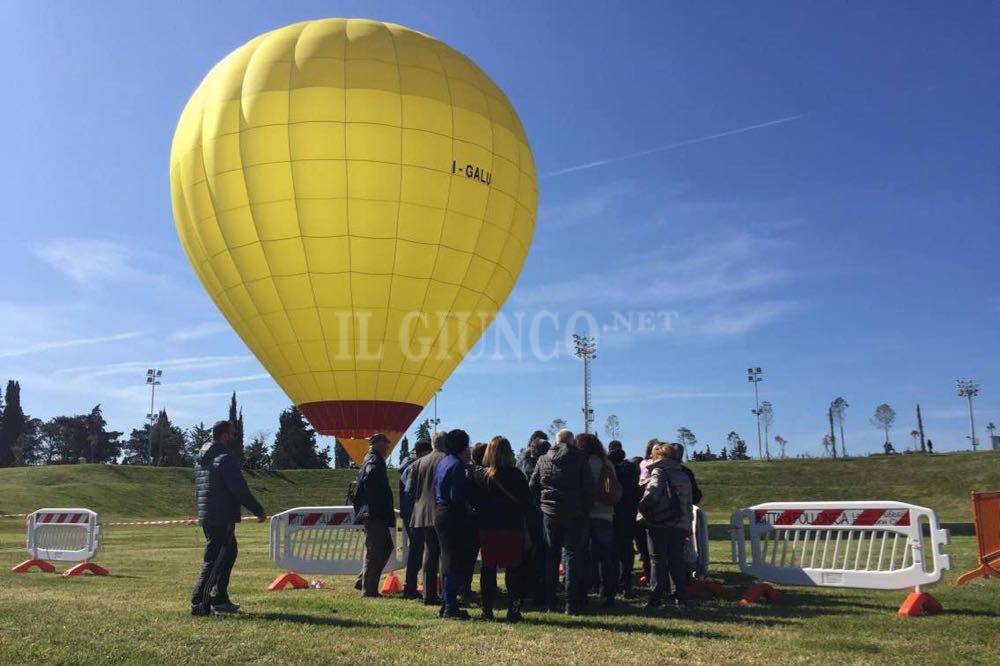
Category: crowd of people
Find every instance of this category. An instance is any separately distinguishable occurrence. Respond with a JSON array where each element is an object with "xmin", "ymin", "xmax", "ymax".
[
  {"xmin": 352, "ymin": 427, "xmax": 703, "ymax": 622},
  {"xmin": 186, "ymin": 420, "xmax": 701, "ymax": 620}
]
